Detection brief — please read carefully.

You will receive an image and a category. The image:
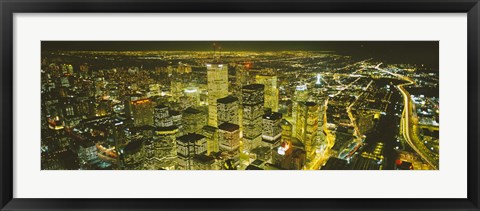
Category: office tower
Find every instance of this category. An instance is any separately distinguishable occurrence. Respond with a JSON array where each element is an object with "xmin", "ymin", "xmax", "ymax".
[
  {"xmin": 154, "ymin": 105, "xmax": 173, "ymax": 127},
  {"xmin": 295, "ymin": 101, "xmax": 319, "ymax": 161},
  {"xmin": 153, "ymin": 125, "xmax": 178, "ymax": 170},
  {"xmin": 242, "ymin": 84, "xmax": 265, "ymax": 150},
  {"xmin": 124, "ymin": 94, "xmax": 141, "ymax": 118},
  {"xmin": 256, "ymin": 74, "xmax": 279, "ymax": 112},
  {"xmin": 171, "ymin": 80, "xmax": 183, "ymax": 102},
  {"xmin": 233, "ymin": 64, "xmax": 251, "ymax": 96},
  {"xmin": 120, "ymin": 138, "xmax": 146, "ymax": 170},
  {"xmin": 281, "ymin": 119, "xmax": 293, "ymax": 144},
  {"xmin": 77, "ymin": 139, "xmax": 98, "ymax": 169},
  {"xmin": 292, "ymin": 84, "xmax": 309, "ymax": 137},
  {"xmin": 218, "ymin": 122, "xmax": 241, "ymax": 152},
  {"xmin": 131, "ymin": 98, "xmax": 154, "ymax": 127},
  {"xmin": 170, "ymin": 110, "xmax": 182, "ymax": 133},
  {"xmin": 202, "ymin": 125, "xmax": 219, "ymax": 155},
  {"xmin": 217, "ymin": 95, "xmax": 239, "ymax": 125},
  {"xmin": 193, "ymin": 154, "xmax": 219, "ymax": 170},
  {"xmin": 262, "ymin": 112, "xmax": 283, "ymax": 150},
  {"xmin": 182, "ymin": 107, "xmax": 207, "ymax": 134},
  {"xmin": 316, "ymin": 97, "xmax": 327, "ymax": 153},
  {"xmin": 206, "ymin": 63, "xmax": 228, "ymax": 127},
  {"xmin": 184, "ymin": 87, "xmax": 200, "ymax": 108},
  {"xmin": 176, "ymin": 133, "xmax": 207, "ymax": 170}
]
